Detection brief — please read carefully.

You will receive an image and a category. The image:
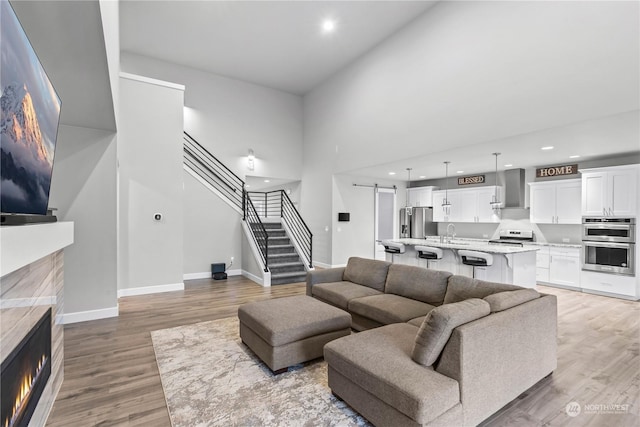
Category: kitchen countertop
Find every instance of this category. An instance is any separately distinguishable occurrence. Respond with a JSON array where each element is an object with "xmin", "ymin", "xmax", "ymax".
[{"xmin": 390, "ymin": 238, "xmax": 539, "ymax": 254}]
